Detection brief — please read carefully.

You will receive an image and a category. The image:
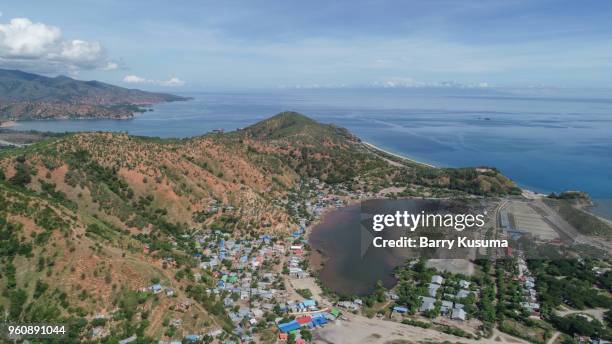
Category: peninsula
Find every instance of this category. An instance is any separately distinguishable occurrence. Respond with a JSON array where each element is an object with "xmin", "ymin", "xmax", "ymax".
[{"xmin": 0, "ymin": 69, "xmax": 189, "ymax": 121}]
